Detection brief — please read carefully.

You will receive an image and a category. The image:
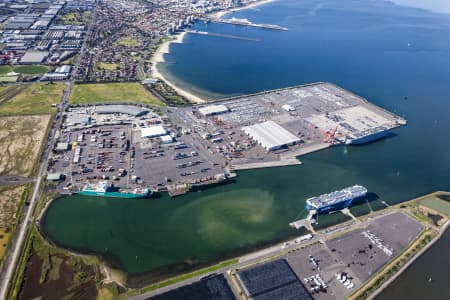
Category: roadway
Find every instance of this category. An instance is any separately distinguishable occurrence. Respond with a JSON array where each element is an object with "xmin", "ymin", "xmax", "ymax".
[
  {"xmin": 0, "ymin": 3, "xmax": 97, "ymax": 298},
  {"xmin": 0, "ymin": 80, "xmax": 72, "ymax": 300}
]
